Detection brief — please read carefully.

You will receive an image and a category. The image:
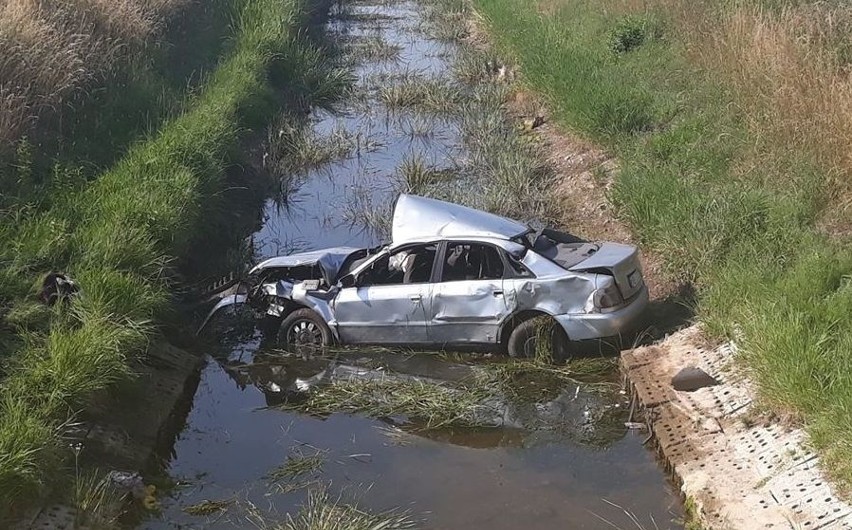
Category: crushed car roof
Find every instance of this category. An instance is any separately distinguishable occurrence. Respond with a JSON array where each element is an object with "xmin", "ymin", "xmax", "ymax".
[{"xmin": 392, "ymin": 194, "xmax": 529, "ymax": 244}]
